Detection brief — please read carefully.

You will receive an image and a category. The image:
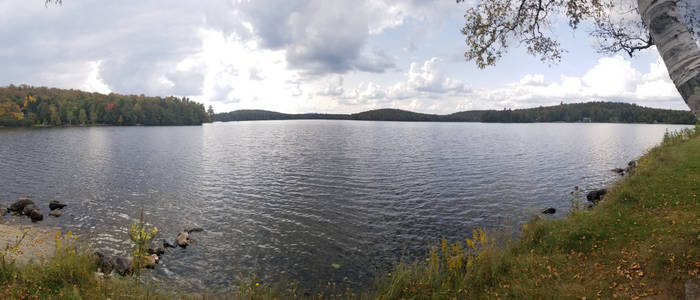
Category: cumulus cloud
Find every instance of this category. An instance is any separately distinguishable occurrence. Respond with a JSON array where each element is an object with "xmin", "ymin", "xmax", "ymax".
[
  {"xmin": 465, "ymin": 55, "xmax": 683, "ymax": 110},
  {"xmin": 235, "ymin": 0, "xmax": 452, "ymax": 75}
]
